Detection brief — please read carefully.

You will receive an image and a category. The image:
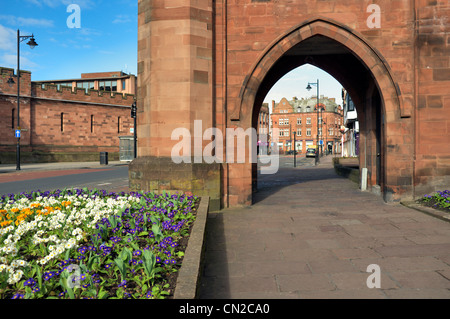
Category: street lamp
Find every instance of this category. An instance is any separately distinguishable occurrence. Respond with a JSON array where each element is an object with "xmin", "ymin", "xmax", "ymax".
[
  {"xmin": 131, "ymin": 101, "xmax": 137, "ymax": 158},
  {"xmin": 15, "ymin": 30, "xmax": 38, "ymax": 170},
  {"xmin": 7, "ymin": 77, "xmax": 15, "ymax": 87},
  {"xmin": 293, "ymin": 131, "xmax": 296, "ymax": 167},
  {"xmin": 306, "ymin": 79, "xmax": 320, "ymax": 165}
]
